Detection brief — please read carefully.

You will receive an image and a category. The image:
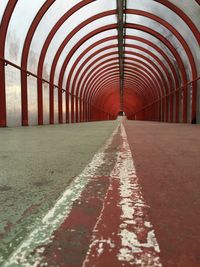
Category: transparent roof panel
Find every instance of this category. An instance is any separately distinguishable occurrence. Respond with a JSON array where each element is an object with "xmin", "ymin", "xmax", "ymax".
[
  {"xmin": 28, "ymin": 0, "xmax": 116, "ymax": 74},
  {"xmin": 167, "ymin": 0, "xmax": 200, "ymax": 28},
  {"xmin": 69, "ymin": 39, "xmax": 118, "ymax": 86},
  {"xmin": 28, "ymin": 0, "xmax": 81, "ymax": 73},
  {"xmin": 44, "ymin": 14, "xmax": 117, "ymax": 84},
  {"xmin": 1, "ymin": 0, "xmax": 199, "ymax": 117},
  {"xmin": 70, "ymin": 47, "xmax": 119, "ymax": 88},
  {"xmin": 5, "ymin": 0, "xmax": 45, "ymax": 64},
  {"xmin": 58, "ymin": 29, "xmax": 118, "ymax": 86},
  {"xmin": 126, "ymin": 28, "xmax": 192, "ymax": 81},
  {"xmin": 0, "ymin": 0, "xmax": 8, "ymax": 24}
]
